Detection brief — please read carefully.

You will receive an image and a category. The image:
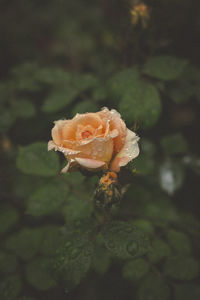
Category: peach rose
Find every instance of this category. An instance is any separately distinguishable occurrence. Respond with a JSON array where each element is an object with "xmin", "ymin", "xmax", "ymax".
[{"xmin": 48, "ymin": 107, "xmax": 139, "ymax": 173}]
